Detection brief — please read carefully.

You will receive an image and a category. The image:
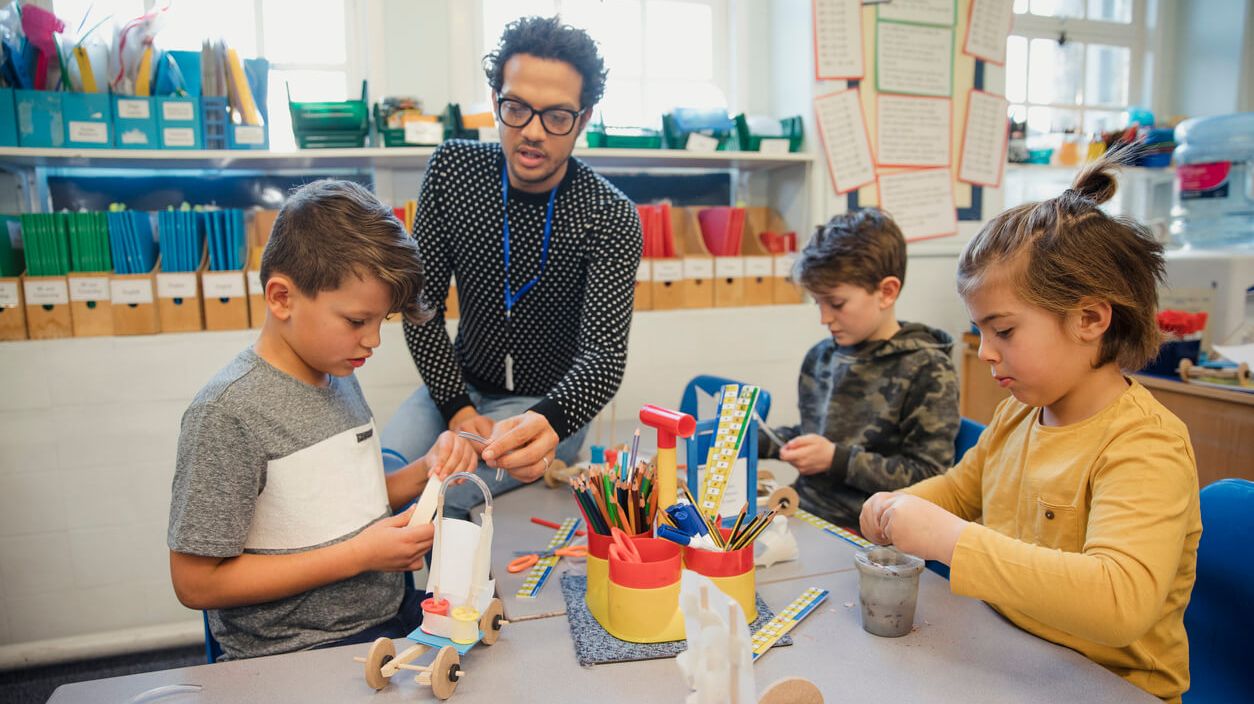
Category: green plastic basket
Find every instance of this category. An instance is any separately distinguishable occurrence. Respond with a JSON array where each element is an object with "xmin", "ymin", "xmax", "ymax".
[
  {"xmin": 661, "ymin": 112, "xmax": 734, "ymax": 151},
  {"xmin": 733, "ymin": 114, "xmax": 803, "ymax": 152},
  {"xmin": 290, "ymin": 81, "xmax": 368, "ymax": 136},
  {"xmin": 585, "ymin": 123, "xmax": 663, "ymax": 149}
]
